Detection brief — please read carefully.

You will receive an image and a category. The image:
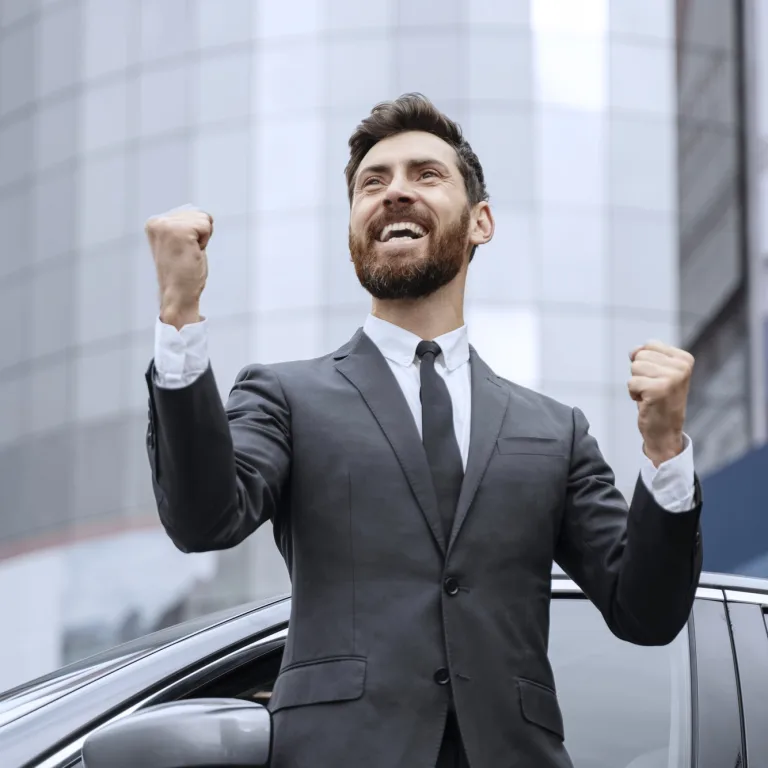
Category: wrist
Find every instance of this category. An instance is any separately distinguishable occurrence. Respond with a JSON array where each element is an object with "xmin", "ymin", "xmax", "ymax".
[
  {"xmin": 643, "ymin": 433, "xmax": 684, "ymax": 467},
  {"xmin": 160, "ymin": 299, "xmax": 201, "ymax": 331}
]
